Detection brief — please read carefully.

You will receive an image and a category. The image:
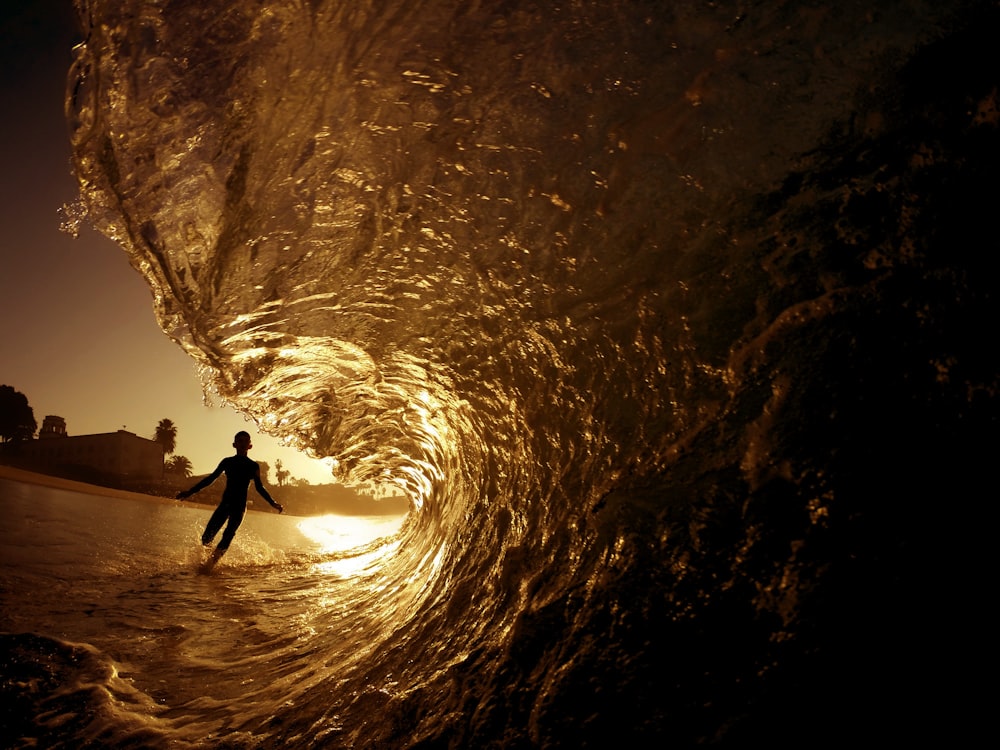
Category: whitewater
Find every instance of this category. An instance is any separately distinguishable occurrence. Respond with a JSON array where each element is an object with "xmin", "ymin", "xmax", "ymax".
[{"xmin": 3, "ymin": 0, "xmax": 997, "ymax": 747}]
